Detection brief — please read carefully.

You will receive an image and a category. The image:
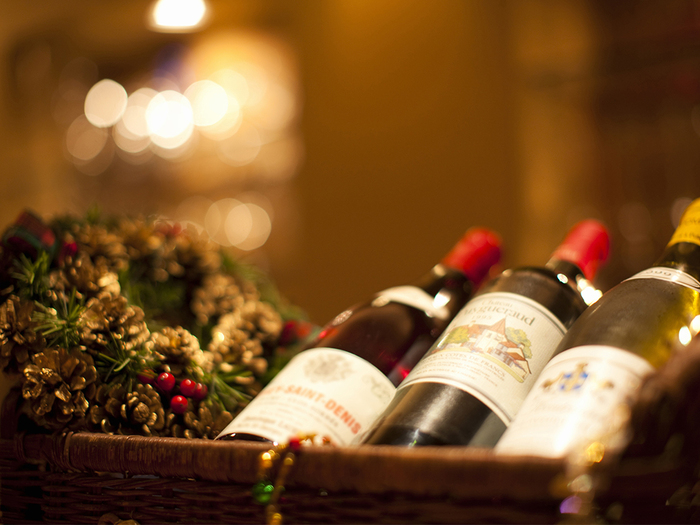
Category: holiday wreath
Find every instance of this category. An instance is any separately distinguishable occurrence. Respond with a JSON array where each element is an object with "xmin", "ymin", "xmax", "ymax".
[{"xmin": 0, "ymin": 209, "xmax": 312, "ymax": 439}]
